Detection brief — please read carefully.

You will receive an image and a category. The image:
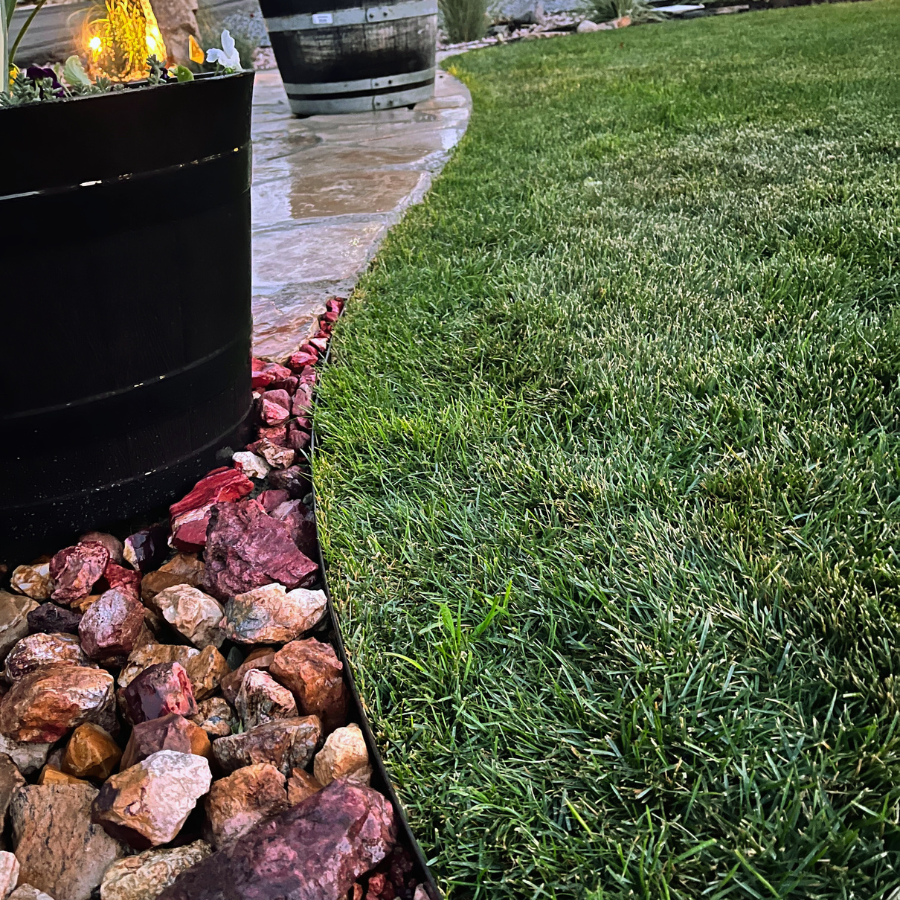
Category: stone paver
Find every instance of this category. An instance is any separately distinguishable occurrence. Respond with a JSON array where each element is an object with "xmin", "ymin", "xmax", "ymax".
[{"xmin": 251, "ymin": 68, "xmax": 472, "ymax": 360}]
